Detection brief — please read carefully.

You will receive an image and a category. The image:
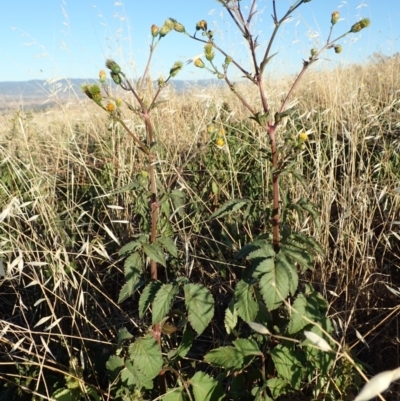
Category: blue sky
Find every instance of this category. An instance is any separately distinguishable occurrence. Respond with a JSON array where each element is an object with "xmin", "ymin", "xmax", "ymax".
[{"xmin": 1, "ymin": 1, "xmax": 399, "ymax": 82}]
